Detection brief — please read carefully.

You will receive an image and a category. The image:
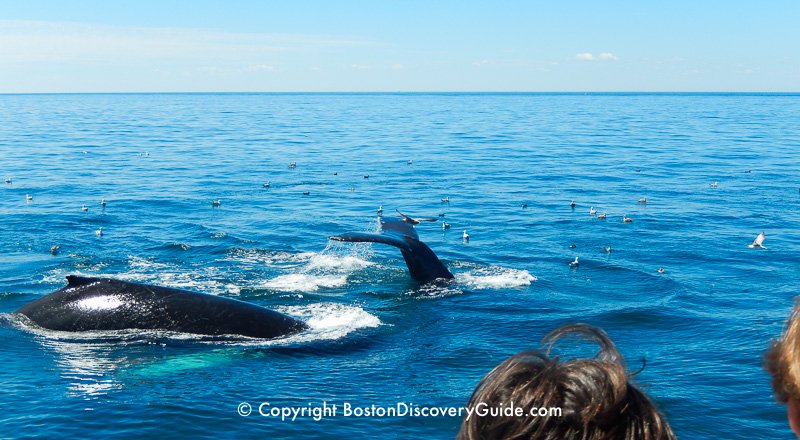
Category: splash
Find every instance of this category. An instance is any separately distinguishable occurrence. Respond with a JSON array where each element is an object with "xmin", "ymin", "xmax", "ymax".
[
  {"xmin": 456, "ymin": 266, "xmax": 537, "ymax": 289},
  {"xmin": 260, "ymin": 274, "xmax": 348, "ymax": 292}
]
